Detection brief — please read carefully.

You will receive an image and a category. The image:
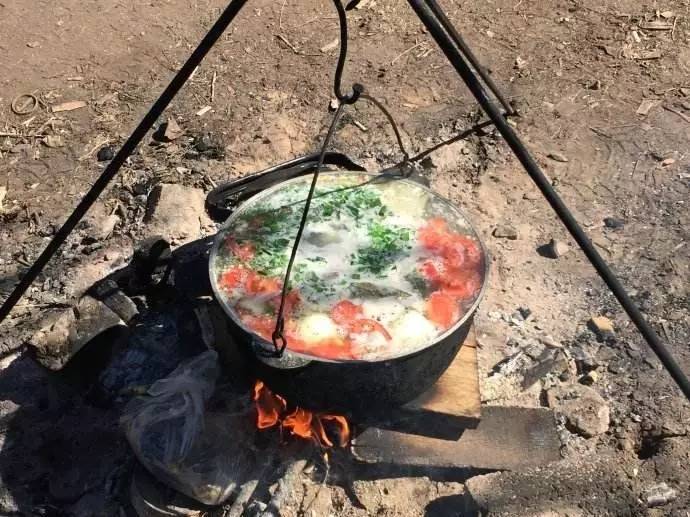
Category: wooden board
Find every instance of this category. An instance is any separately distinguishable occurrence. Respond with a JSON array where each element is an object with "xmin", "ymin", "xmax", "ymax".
[
  {"xmin": 352, "ymin": 406, "xmax": 561, "ymax": 471},
  {"xmin": 358, "ymin": 328, "xmax": 481, "ymax": 441}
]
